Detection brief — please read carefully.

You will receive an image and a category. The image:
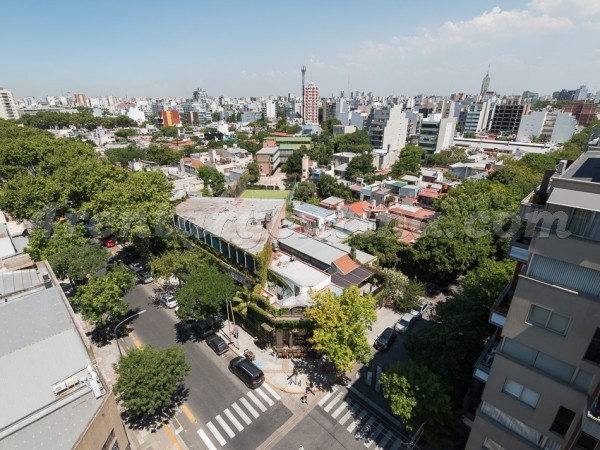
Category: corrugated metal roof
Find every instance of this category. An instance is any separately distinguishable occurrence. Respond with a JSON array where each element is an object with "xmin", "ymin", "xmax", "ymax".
[
  {"xmin": 278, "ymin": 230, "xmax": 346, "ymax": 265},
  {"xmin": 0, "ymin": 269, "xmax": 43, "ymax": 298},
  {"xmin": 294, "ymin": 203, "xmax": 335, "ymax": 219}
]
